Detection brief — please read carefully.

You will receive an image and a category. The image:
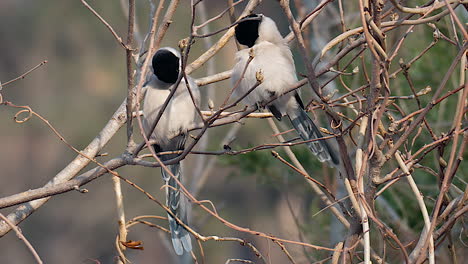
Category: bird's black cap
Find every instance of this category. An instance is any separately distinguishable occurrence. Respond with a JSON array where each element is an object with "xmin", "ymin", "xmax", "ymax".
[
  {"xmin": 235, "ymin": 14, "xmax": 262, "ymax": 48},
  {"xmin": 152, "ymin": 49, "xmax": 180, "ymax": 84}
]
